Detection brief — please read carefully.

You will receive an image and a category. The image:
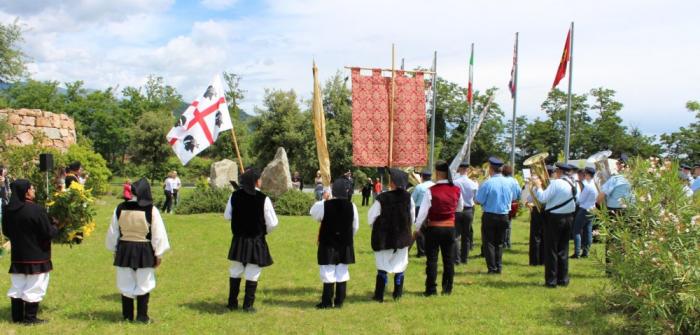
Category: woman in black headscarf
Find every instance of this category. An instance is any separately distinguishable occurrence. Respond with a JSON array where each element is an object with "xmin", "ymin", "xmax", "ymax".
[{"xmin": 2, "ymin": 179, "xmax": 57, "ymax": 324}]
